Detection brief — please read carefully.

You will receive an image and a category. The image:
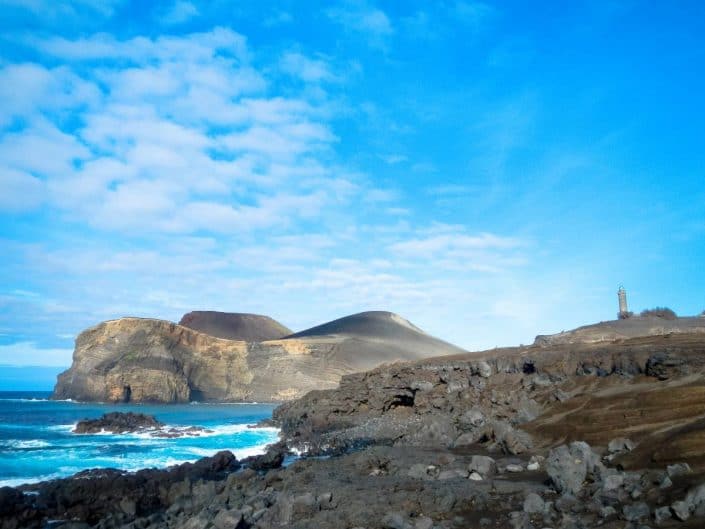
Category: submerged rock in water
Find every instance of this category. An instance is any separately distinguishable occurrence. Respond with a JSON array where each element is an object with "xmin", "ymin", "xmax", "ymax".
[
  {"xmin": 73, "ymin": 412, "xmax": 164, "ymax": 434},
  {"xmin": 73, "ymin": 412, "xmax": 212, "ymax": 438}
]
